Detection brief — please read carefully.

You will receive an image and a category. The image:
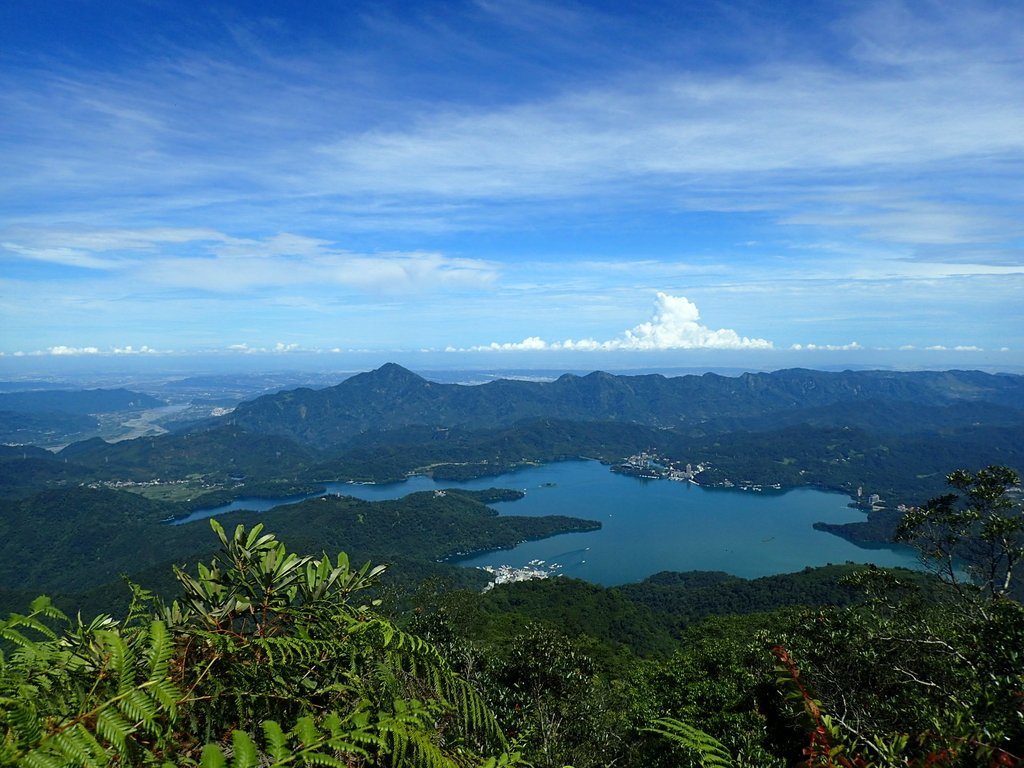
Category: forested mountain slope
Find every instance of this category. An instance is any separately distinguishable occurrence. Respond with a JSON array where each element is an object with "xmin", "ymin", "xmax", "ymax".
[
  {"xmin": 223, "ymin": 364, "xmax": 1024, "ymax": 448},
  {"xmin": 0, "ymin": 388, "xmax": 164, "ymax": 415}
]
